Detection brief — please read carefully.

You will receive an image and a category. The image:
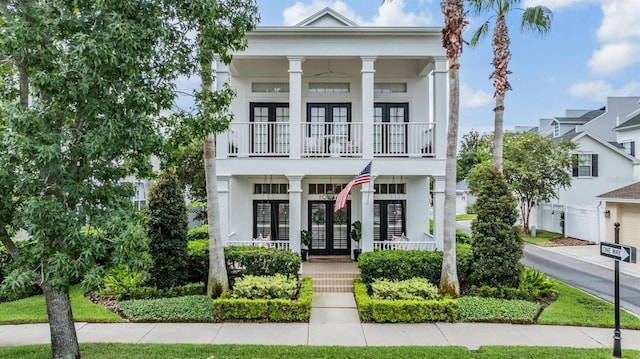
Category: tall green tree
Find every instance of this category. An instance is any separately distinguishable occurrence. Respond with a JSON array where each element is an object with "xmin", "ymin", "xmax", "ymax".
[
  {"xmin": 0, "ymin": 1, "xmax": 195, "ymax": 357},
  {"xmin": 503, "ymin": 132, "xmax": 576, "ymax": 234},
  {"xmin": 172, "ymin": 0, "xmax": 259, "ymax": 297},
  {"xmin": 457, "ymin": 129, "xmax": 492, "ymax": 181},
  {"xmin": 146, "ymin": 170, "xmax": 189, "ymax": 289},
  {"xmin": 467, "ymin": 0, "xmax": 552, "ymax": 172},
  {"xmin": 439, "ymin": 0, "xmax": 468, "ymax": 298},
  {"xmin": 468, "ymin": 163, "xmax": 522, "ymax": 288}
]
